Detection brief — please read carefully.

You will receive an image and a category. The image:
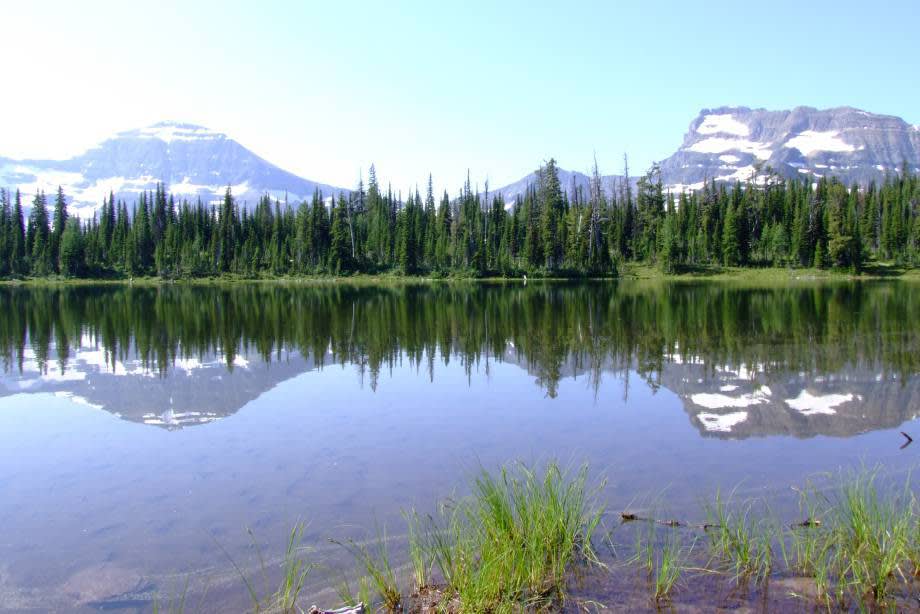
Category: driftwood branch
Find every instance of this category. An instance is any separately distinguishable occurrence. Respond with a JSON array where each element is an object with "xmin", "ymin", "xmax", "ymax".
[
  {"xmin": 616, "ymin": 511, "xmax": 821, "ymax": 531},
  {"xmin": 309, "ymin": 604, "xmax": 365, "ymax": 614}
]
